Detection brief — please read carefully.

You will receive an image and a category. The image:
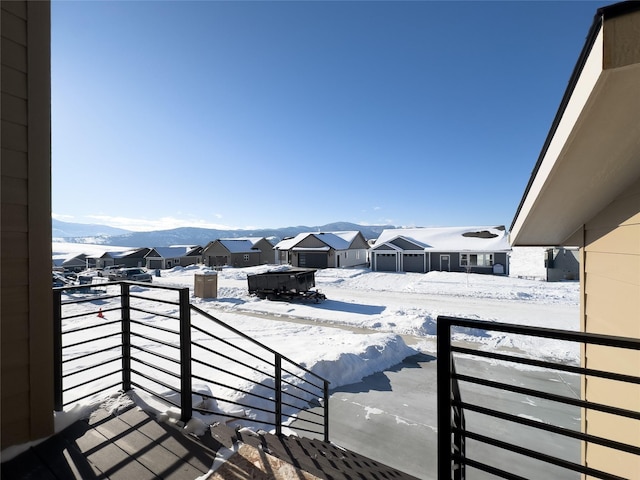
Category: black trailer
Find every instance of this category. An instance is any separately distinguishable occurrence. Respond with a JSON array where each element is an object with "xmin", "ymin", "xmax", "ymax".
[{"xmin": 247, "ymin": 268, "xmax": 326, "ymax": 302}]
